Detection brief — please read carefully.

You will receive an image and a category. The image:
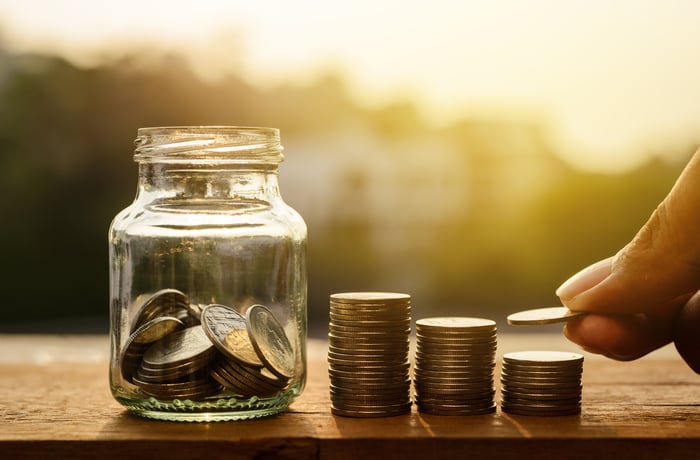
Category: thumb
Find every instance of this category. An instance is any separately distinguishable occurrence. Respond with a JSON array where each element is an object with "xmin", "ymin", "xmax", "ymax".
[{"xmin": 557, "ymin": 148, "xmax": 700, "ymax": 315}]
